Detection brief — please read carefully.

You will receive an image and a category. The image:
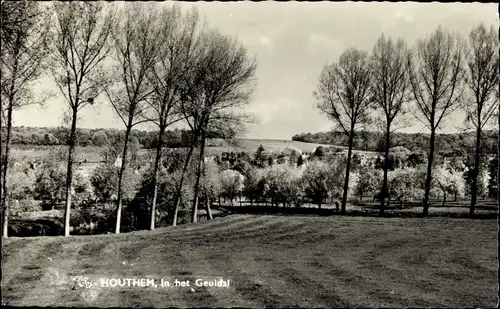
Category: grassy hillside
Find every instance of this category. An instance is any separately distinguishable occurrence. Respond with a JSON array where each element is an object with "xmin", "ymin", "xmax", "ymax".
[
  {"xmin": 2, "ymin": 215, "xmax": 497, "ymax": 307},
  {"xmin": 10, "ymin": 138, "xmax": 378, "ymax": 163}
]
